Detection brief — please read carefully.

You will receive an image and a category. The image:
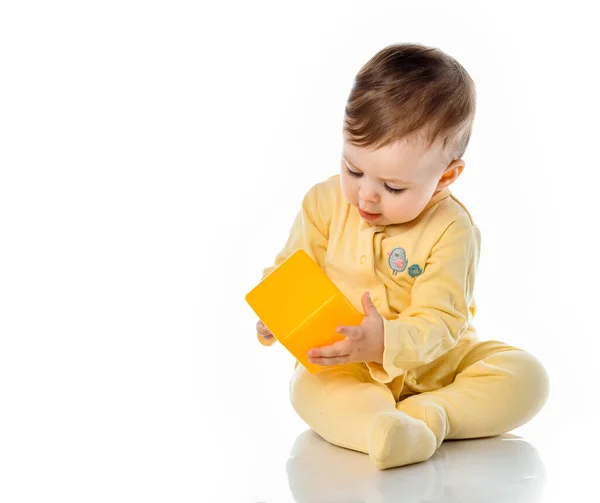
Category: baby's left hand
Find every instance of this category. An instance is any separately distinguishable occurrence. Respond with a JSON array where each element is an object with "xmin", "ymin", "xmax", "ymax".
[{"xmin": 308, "ymin": 292, "xmax": 384, "ymax": 366}]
